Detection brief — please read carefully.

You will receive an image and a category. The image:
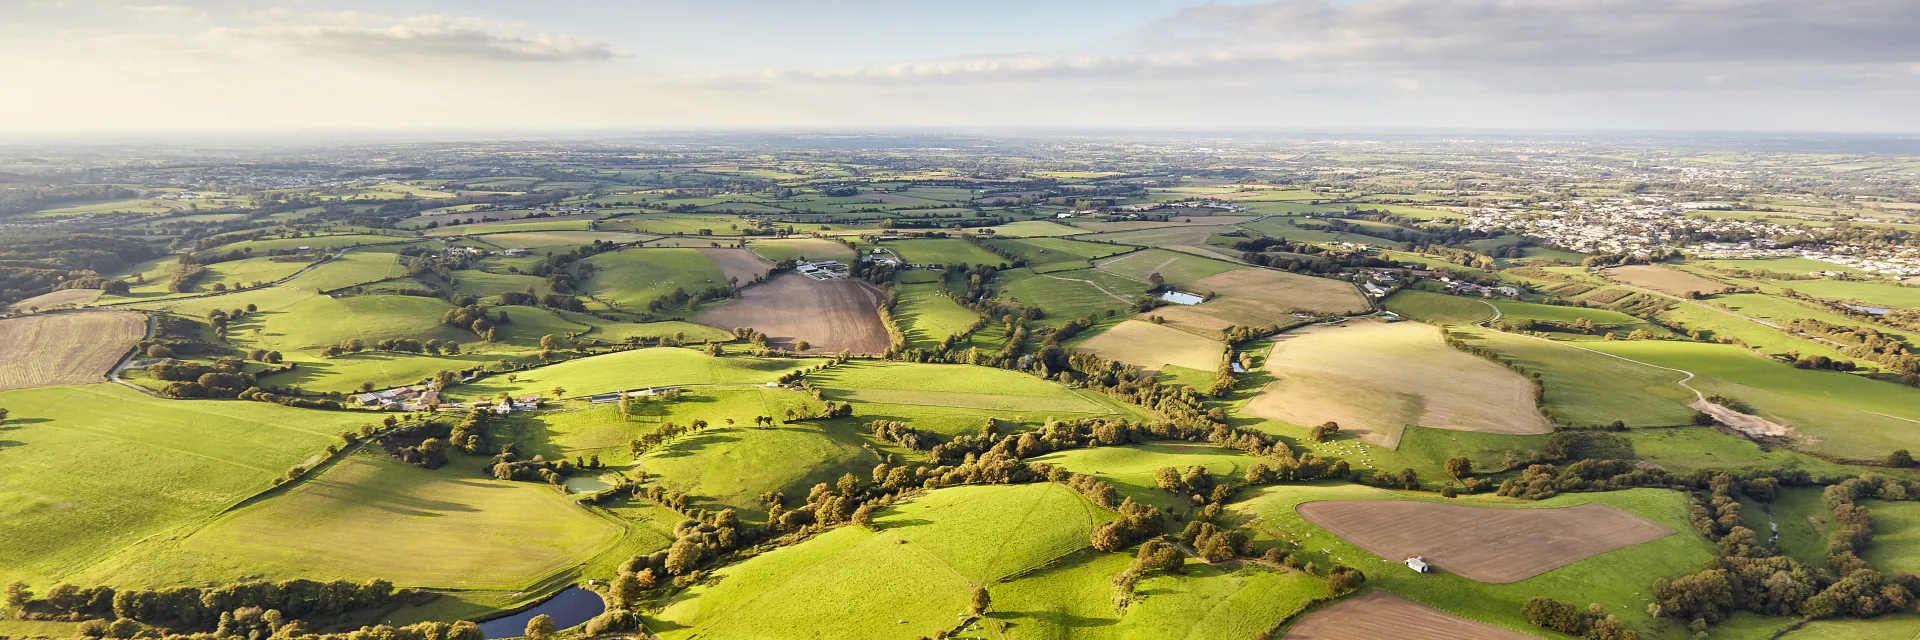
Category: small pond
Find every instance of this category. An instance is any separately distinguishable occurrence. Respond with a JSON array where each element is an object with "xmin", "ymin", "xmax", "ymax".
[
  {"xmin": 562, "ymin": 474, "xmax": 612, "ymax": 494},
  {"xmin": 477, "ymin": 586, "xmax": 605, "ymax": 639}
]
